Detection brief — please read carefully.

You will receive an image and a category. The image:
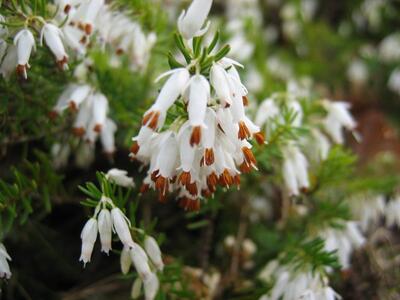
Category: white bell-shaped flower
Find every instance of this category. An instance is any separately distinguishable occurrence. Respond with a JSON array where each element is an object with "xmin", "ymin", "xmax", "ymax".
[
  {"xmin": 98, "ymin": 209, "xmax": 112, "ymax": 254},
  {"xmin": 111, "ymin": 207, "xmax": 134, "ymax": 247},
  {"xmin": 41, "ymin": 23, "xmax": 69, "ymax": 69},
  {"xmin": 13, "ymin": 29, "xmax": 35, "ymax": 79},
  {"xmin": 79, "ymin": 218, "xmax": 98, "ymax": 265},
  {"xmin": 144, "ymin": 236, "xmax": 164, "ymax": 271}
]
